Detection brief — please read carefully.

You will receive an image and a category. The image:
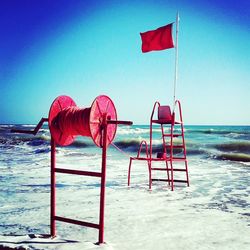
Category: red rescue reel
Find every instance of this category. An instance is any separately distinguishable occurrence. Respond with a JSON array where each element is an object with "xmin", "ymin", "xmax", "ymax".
[
  {"xmin": 48, "ymin": 95, "xmax": 117, "ymax": 147},
  {"xmin": 11, "ymin": 94, "xmax": 132, "ymax": 244}
]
